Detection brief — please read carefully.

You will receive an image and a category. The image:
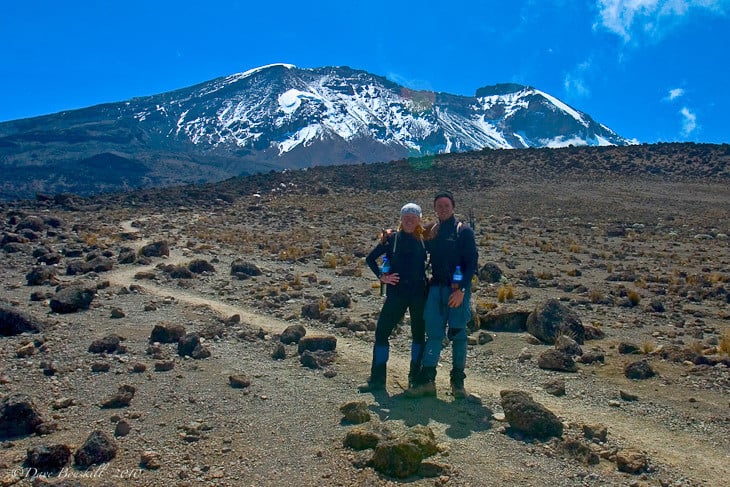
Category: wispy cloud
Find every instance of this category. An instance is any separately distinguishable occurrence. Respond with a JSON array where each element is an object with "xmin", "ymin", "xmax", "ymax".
[
  {"xmin": 563, "ymin": 60, "xmax": 593, "ymax": 98},
  {"xmin": 667, "ymin": 88, "xmax": 685, "ymax": 100},
  {"xmin": 595, "ymin": 0, "xmax": 729, "ymax": 43},
  {"xmin": 679, "ymin": 106, "xmax": 698, "ymax": 136}
]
